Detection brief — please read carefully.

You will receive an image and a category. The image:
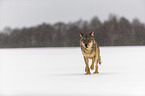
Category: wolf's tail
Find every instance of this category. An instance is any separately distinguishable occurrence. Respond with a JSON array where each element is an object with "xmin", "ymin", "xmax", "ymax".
[
  {"xmin": 98, "ymin": 56, "xmax": 101, "ymax": 64},
  {"xmin": 98, "ymin": 46, "xmax": 101, "ymax": 65}
]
